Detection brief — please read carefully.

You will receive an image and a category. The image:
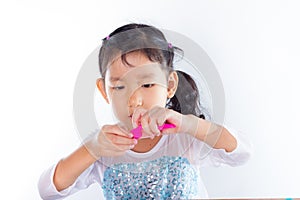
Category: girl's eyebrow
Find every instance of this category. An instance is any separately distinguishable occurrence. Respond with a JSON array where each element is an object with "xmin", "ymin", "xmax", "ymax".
[
  {"xmin": 109, "ymin": 77, "xmax": 122, "ymax": 82},
  {"xmin": 110, "ymin": 73, "xmax": 155, "ymax": 82}
]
